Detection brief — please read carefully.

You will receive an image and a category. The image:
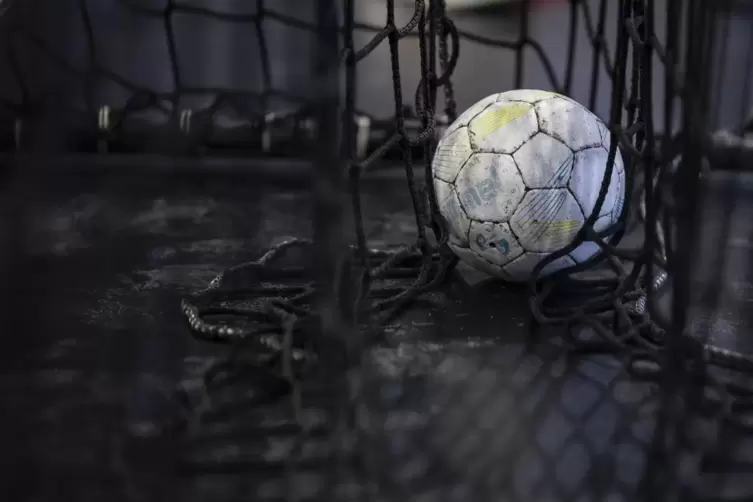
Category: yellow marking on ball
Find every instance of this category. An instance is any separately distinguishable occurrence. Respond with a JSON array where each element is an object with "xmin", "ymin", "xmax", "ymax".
[
  {"xmin": 531, "ymin": 219, "xmax": 582, "ymax": 243},
  {"xmin": 532, "ymin": 219, "xmax": 581, "ymax": 232},
  {"xmin": 472, "ymin": 103, "xmax": 532, "ymax": 140}
]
